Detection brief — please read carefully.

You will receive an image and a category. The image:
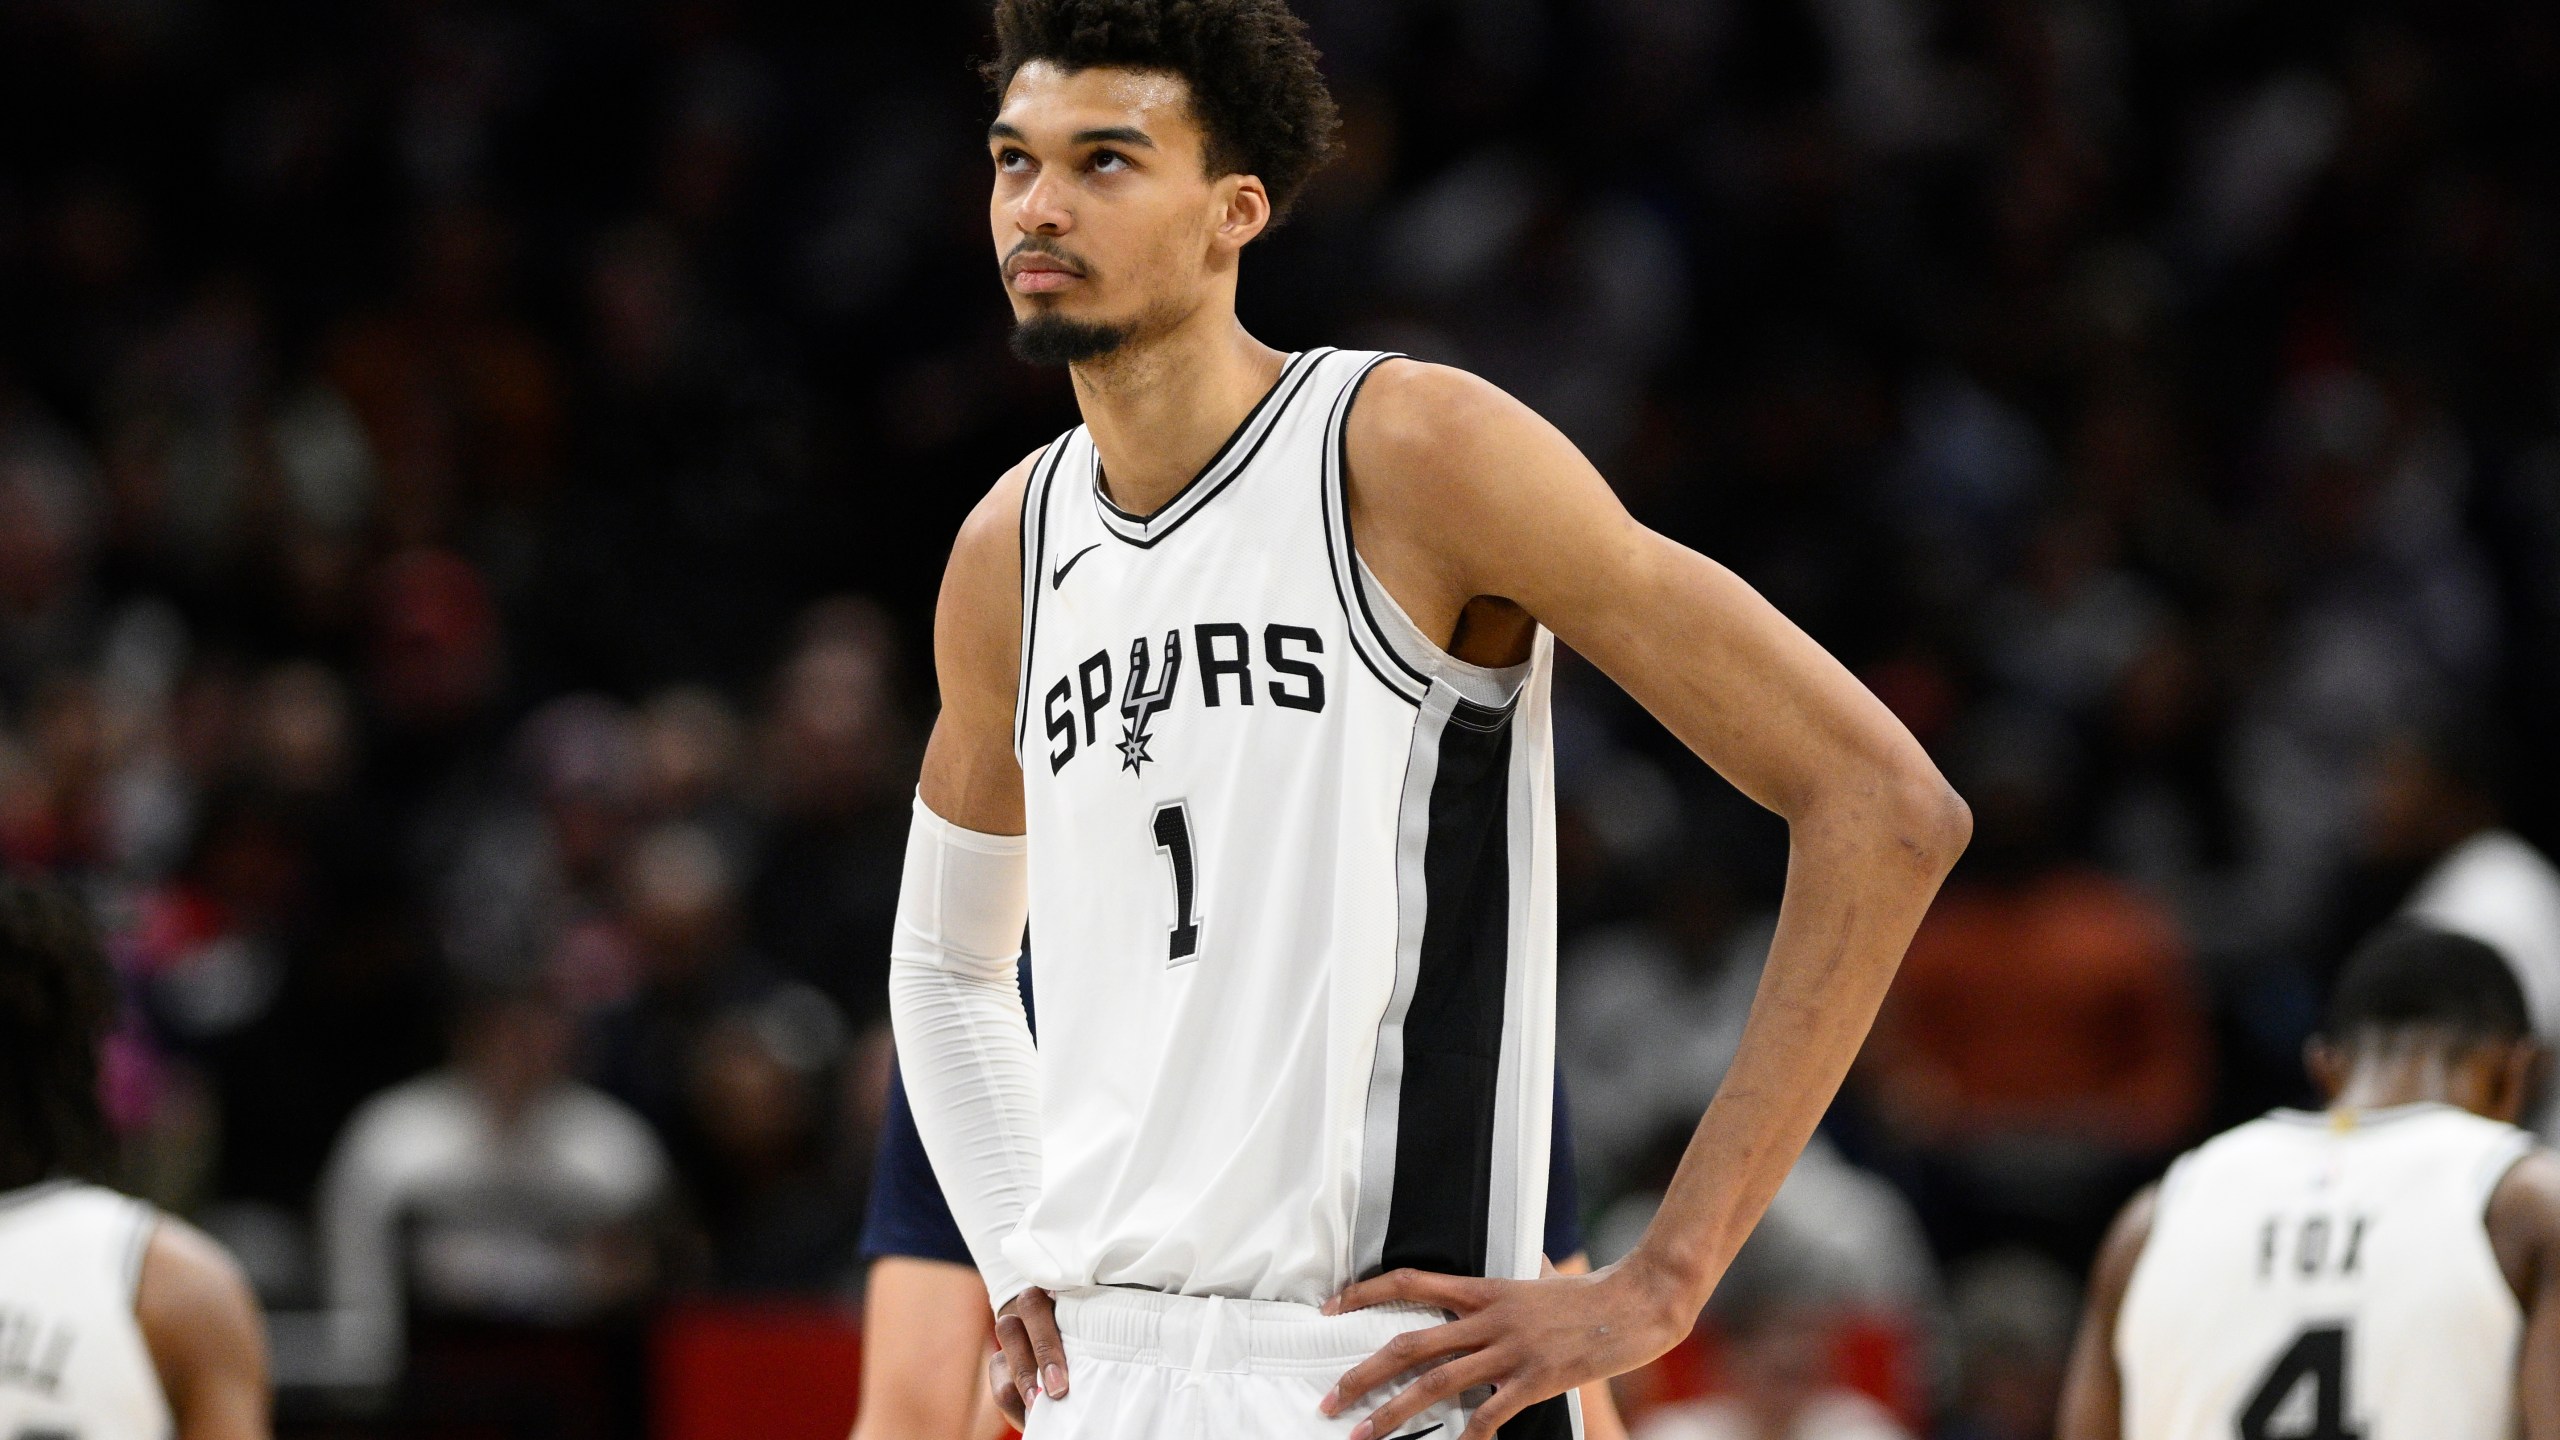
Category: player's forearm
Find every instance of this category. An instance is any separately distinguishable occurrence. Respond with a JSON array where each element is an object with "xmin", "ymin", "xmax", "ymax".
[
  {"xmin": 885, "ymin": 798, "xmax": 1043, "ymax": 1310},
  {"xmin": 1622, "ymin": 787, "xmax": 1965, "ymax": 1312}
]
